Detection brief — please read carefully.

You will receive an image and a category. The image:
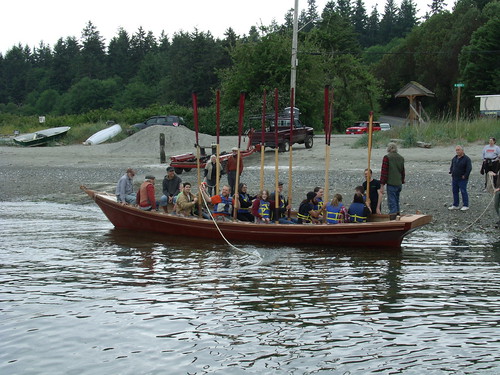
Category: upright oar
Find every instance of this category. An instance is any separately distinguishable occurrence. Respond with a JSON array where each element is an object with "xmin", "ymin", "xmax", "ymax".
[
  {"xmin": 287, "ymin": 88, "xmax": 294, "ymax": 219},
  {"xmin": 273, "ymin": 88, "xmax": 280, "ymax": 221},
  {"xmin": 216, "ymin": 90, "xmax": 221, "ymax": 194},
  {"xmin": 366, "ymin": 111, "xmax": 374, "ymax": 210},
  {"xmin": 259, "ymin": 90, "xmax": 266, "ymax": 191},
  {"xmin": 324, "ymin": 86, "xmax": 333, "ymax": 208},
  {"xmin": 192, "ymin": 92, "xmax": 202, "ymax": 217},
  {"xmin": 233, "ymin": 91, "xmax": 245, "ymax": 219}
]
